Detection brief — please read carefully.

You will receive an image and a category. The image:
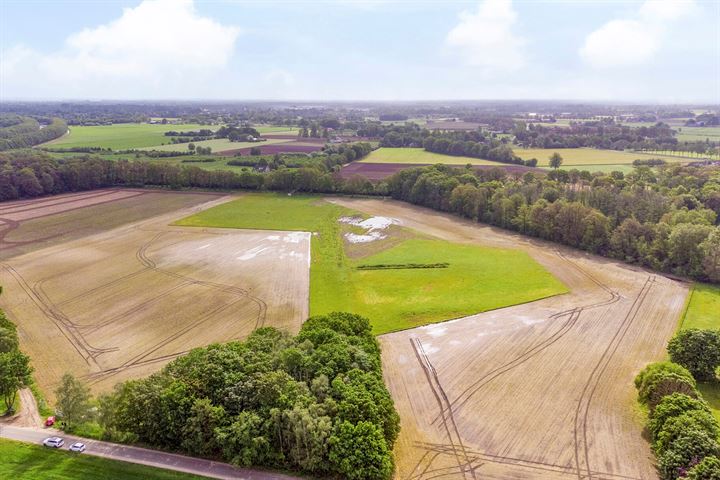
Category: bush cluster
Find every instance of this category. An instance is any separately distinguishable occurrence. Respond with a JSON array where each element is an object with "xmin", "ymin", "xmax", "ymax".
[
  {"xmin": 635, "ymin": 329, "xmax": 720, "ymax": 479},
  {"xmin": 97, "ymin": 312, "xmax": 399, "ymax": 480}
]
